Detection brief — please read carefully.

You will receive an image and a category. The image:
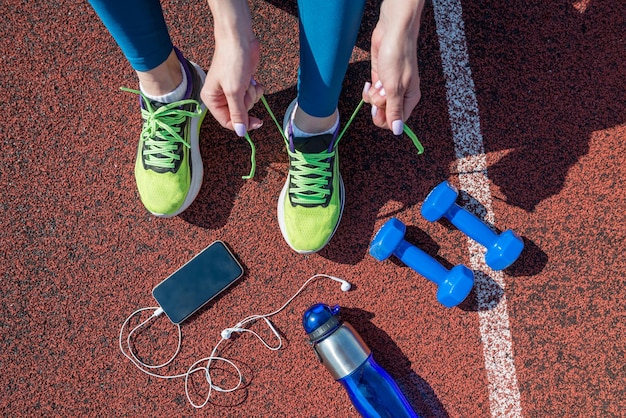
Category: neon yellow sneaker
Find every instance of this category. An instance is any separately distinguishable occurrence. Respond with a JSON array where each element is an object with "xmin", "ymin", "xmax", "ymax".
[
  {"xmin": 122, "ymin": 55, "xmax": 207, "ymax": 217},
  {"xmin": 277, "ymin": 100, "xmax": 345, "ymax": 253}
]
